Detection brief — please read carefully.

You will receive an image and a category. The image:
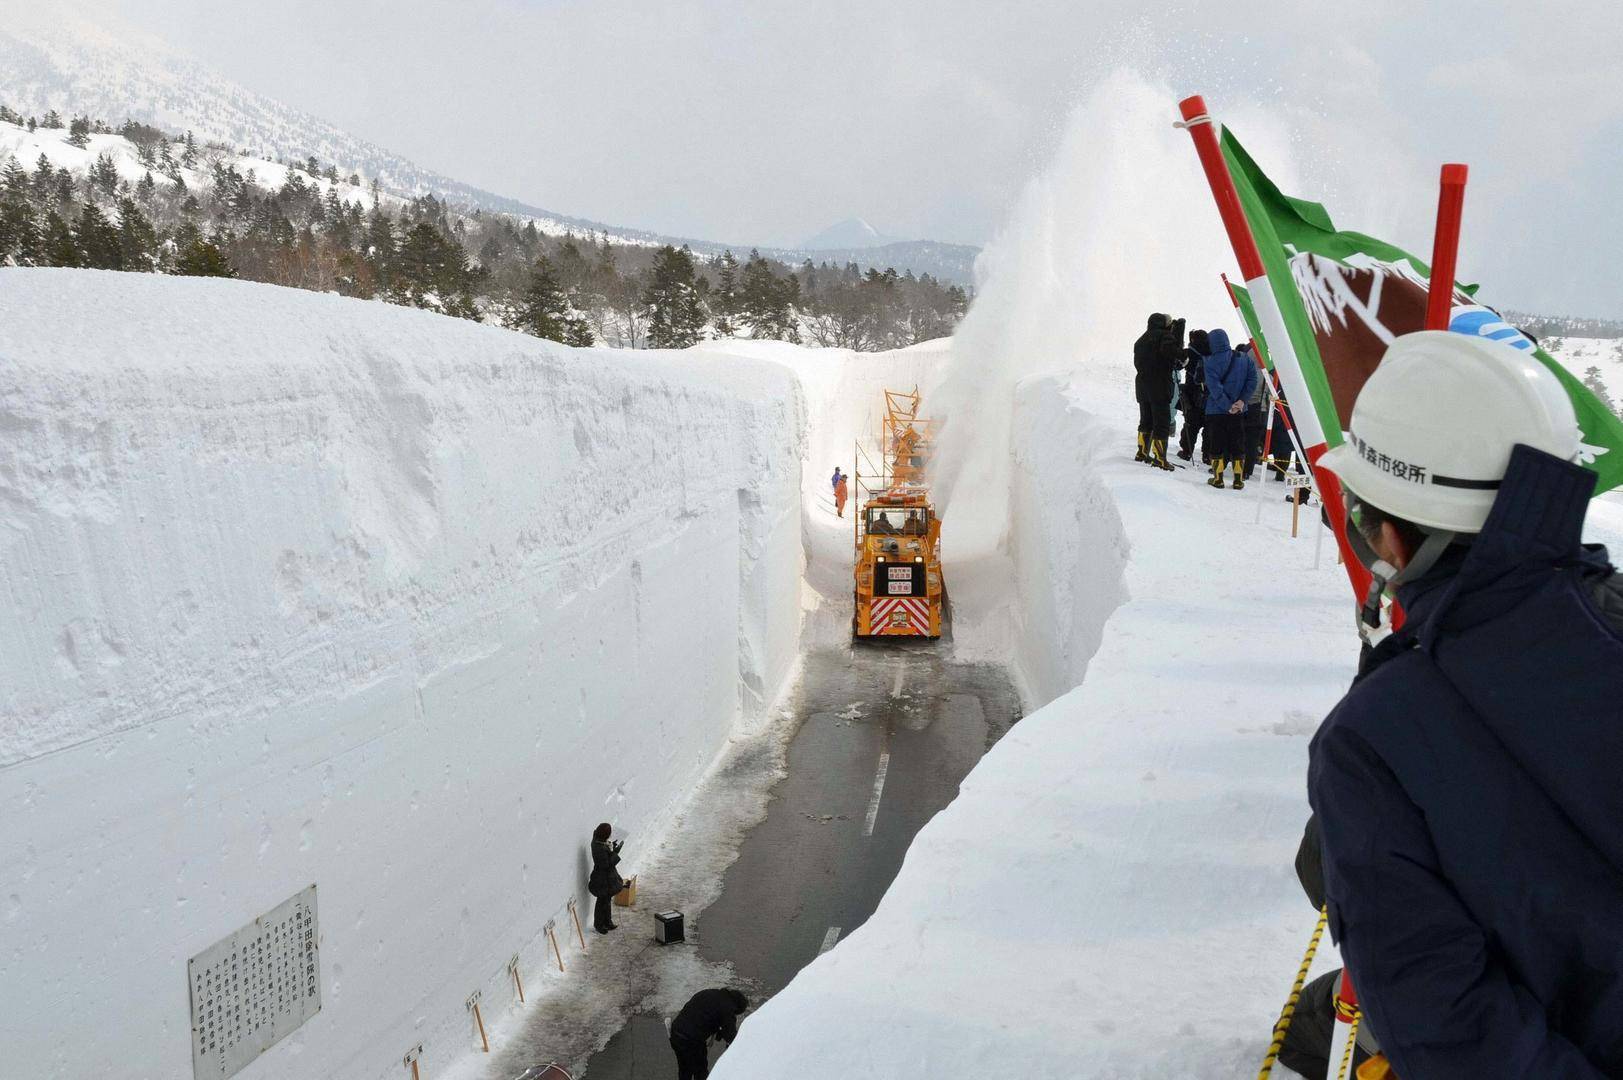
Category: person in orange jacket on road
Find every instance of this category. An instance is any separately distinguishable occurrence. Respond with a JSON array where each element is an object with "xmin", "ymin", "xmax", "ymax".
[{"xmin": 832, "ymin": 467, "xmax": 849, "ymax": 518}]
